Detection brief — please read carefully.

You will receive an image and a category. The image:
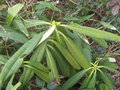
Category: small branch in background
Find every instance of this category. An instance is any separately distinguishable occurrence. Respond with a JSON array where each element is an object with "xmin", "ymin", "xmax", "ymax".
[
  {"xmin": 5, "ymin": 0, "xmax": 11, "ymax": 7},
  {"xmin": 0, "ymin": 42, "xmax": 19, "ymax": 49},
  {"xmin": 69, "ymin": 0, "xmax": 79, "ymax": 5}
]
